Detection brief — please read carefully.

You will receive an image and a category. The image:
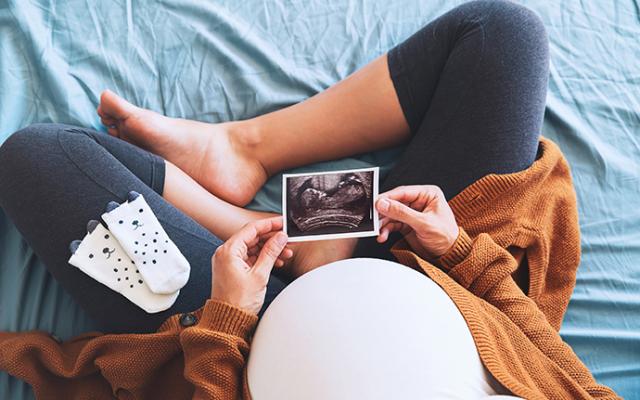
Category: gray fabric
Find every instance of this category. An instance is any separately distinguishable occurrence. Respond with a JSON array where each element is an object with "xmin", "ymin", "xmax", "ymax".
[
  {"xmin": 384, "ymin": 0, "xmax": 547, "ymax": 198},
  {"xmin": 0, "ymin": 124, "xmax": 286, "ymax": 333},
  {"xmin": 356, "ymin": 0, "xmax": 547, "ymax": 259}
]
